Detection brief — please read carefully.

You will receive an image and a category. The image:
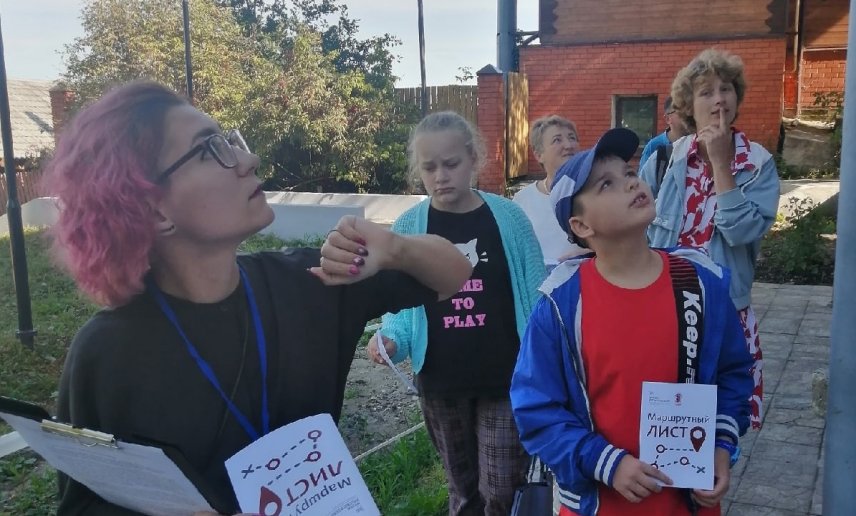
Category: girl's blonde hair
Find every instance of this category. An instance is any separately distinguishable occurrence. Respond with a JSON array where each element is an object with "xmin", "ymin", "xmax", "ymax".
[
  {"xmin": 406, "ymin": 111, "xmax": 486, "ymax": 189},
  {"xmin": 671, "ymin": 48, "xmax": 748, "ymax": 133}
]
